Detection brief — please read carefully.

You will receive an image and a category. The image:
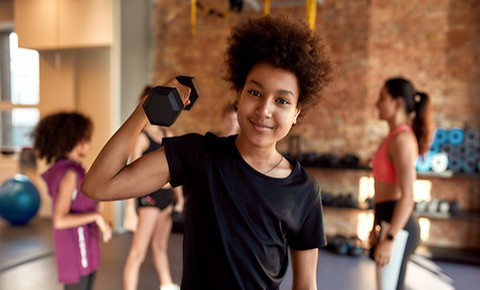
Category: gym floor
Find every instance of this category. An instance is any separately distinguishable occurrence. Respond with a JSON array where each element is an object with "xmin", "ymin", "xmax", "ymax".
[{"xmin": 0, "ymin": 218, "xmax": 478, "ymax": 290}]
